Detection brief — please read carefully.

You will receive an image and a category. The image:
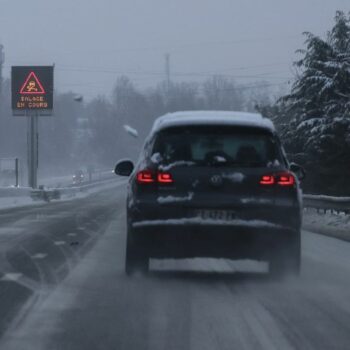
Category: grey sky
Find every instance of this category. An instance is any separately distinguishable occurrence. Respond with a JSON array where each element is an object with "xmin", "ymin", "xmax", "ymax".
[{"xmin": 0, "ymin": 0, "xmax": 349, "ymax": 100}]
